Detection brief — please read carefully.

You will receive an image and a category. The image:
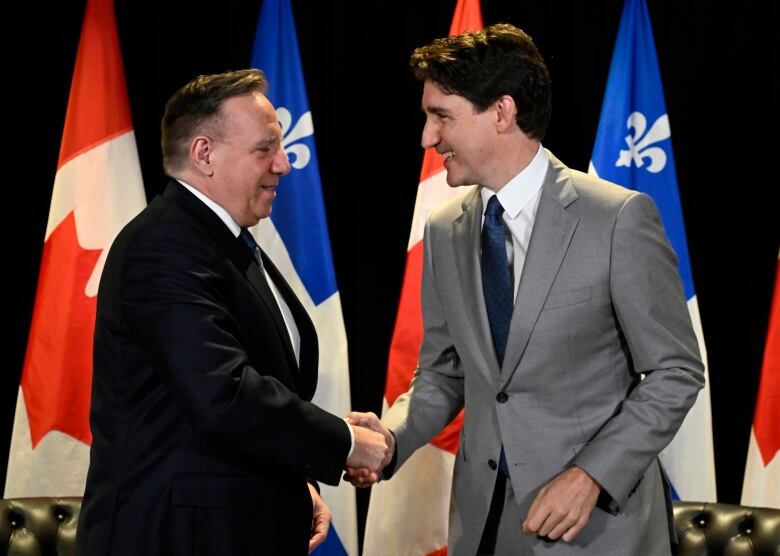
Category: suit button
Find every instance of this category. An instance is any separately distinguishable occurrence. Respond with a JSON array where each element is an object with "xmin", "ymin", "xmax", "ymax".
[
  {"xmin": 496, "ymin": 392, "xmax": 508, "ymax": 403},
  {"xmin": 488, "ymin": 459, "xmax": 498, "ymax": 470}
]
